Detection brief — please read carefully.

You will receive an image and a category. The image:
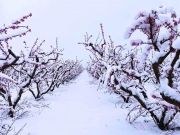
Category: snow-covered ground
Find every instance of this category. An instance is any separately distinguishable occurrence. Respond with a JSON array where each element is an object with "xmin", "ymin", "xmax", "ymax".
[{"xmin": 4, "ymin": 70, "xmax": 180, "ymax": 135}]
